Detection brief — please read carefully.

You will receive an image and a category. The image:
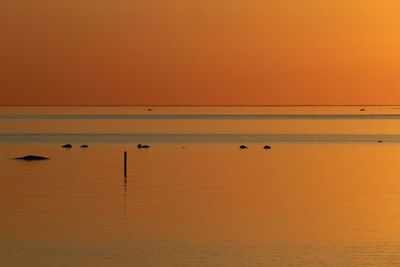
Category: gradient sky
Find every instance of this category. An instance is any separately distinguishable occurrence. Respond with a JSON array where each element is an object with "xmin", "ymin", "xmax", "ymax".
[{"xmin": 1, "ymin": 0, "xmax": 400, "ymax": 105}]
